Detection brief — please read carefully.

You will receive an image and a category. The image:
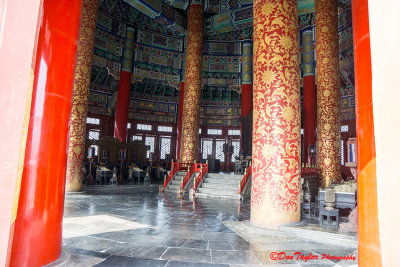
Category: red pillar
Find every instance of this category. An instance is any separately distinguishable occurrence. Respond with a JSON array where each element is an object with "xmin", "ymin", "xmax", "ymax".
[
  {"xmin": 10, "ymin": 0, "xmax": 82, "ymax": 266},
  {"xmin": 177, "ymin": 82, "xmax": 185, "ymax": 159},
  {"xmin": 301, "ymin": 29, "xmax": 317, "ymax": 165},
  {"xmin": 114, "ymin": 71, "xmax": 131, "ymax": 142},
  {"xmin": 240, "ymin": 83, "xmax": 252, "ymax": 152},
  {"xmin": 352, "ymin": 0, "xmax": 382, "ymax": 265},
  {"xmin": 114, "ymin": 27, "xmax": 135, "ymax": 143},
  {"xmin": 241, "ymin": 84, "xmax": 253, "ymax": 118},
  {"xmin": 0, "ymin": 0, "xmax": 42, "ymax": 264},
  {"xmin": 303, "ymin": 75, "xmax": 317, "ymax": 164},
  {"xmin": 103, "ymin": 115, "xmax": 115, "ymax": 137}
]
